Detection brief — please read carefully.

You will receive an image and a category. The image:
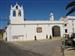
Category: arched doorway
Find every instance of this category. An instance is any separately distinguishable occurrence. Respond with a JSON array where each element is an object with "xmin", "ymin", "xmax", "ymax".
[{"xmin": 52, "ymin": 26, "xmax": 60, "ymax": 37}]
